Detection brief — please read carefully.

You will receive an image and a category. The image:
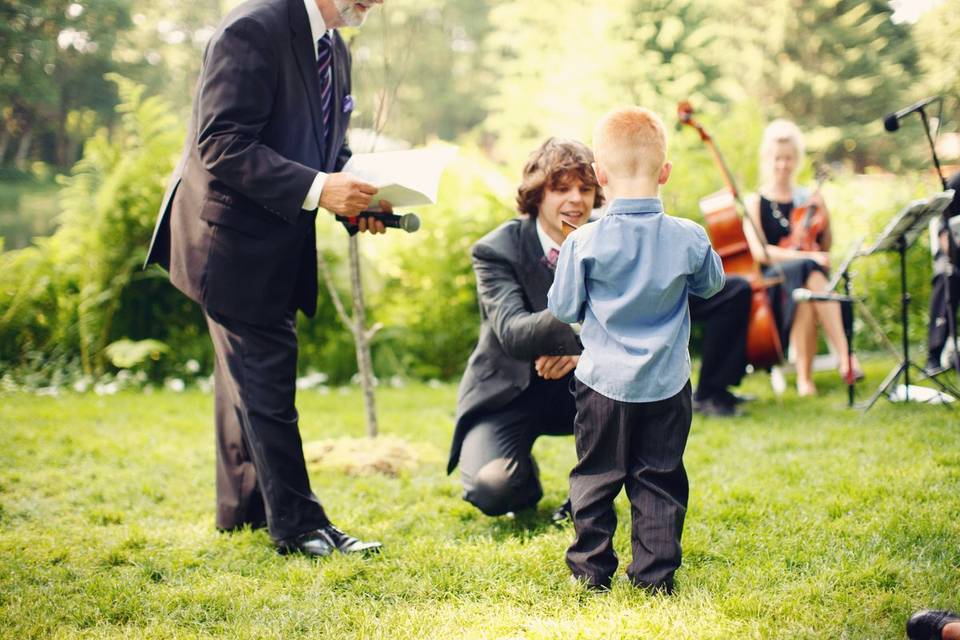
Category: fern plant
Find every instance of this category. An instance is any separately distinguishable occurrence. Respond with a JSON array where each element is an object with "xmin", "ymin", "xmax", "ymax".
[{"xmin": 0, "ymin": 75, "xmax": 182, "ymax": 375}]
